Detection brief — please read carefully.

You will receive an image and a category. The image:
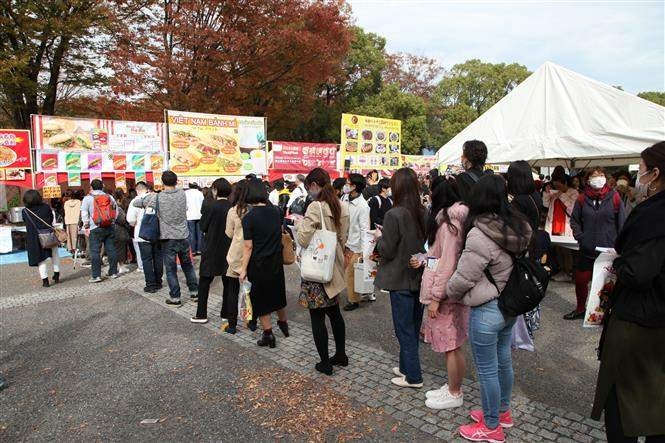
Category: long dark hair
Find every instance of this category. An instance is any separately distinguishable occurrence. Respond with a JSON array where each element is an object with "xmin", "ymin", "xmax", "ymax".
[
  {"xmin": 427, "ymin": 176, "xmax": 461, "ymax": 246},
  {"xmin": 507, "ymin": 160, "xmax": 535, "ymax": 195},
  {"xmin": 466, "ymin": 174, "xmax": 529, "ymax": 241},
  {"xmin": 305, "ymin": 168, "xmax": 341, "ymax": 232},
  {"xmin": 230, "ymin": 180, "xmax": 249, "ymax": 217},
  {"xmin": 391, "ymin": 168, "xmax": 426, "ymax": 240}
]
